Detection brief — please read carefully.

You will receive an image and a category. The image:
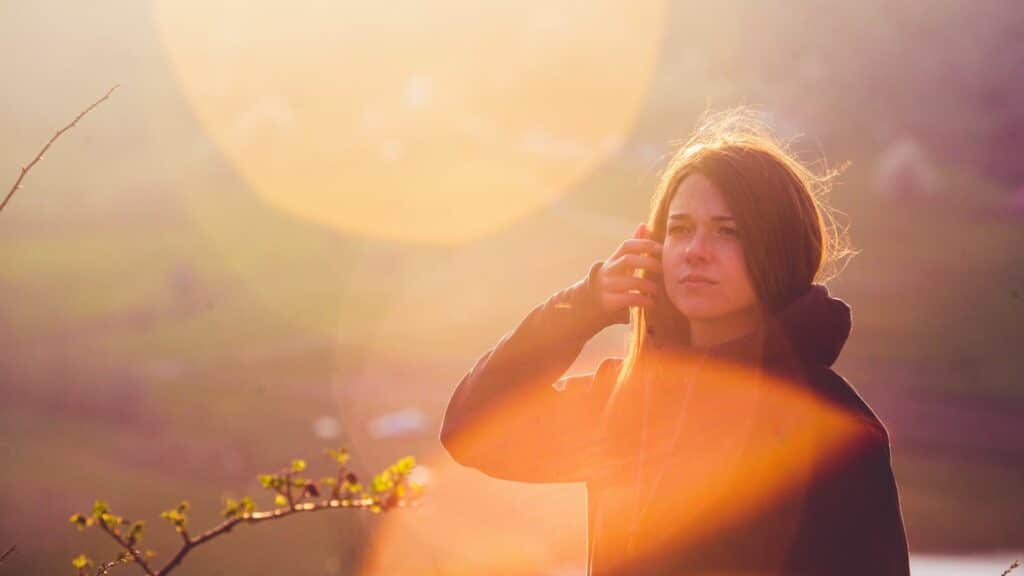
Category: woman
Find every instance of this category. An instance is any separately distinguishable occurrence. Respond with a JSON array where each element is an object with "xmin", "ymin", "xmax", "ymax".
[{"xmin": 440, "ymin": 109, "xmax": 911, "ymax": 575}]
